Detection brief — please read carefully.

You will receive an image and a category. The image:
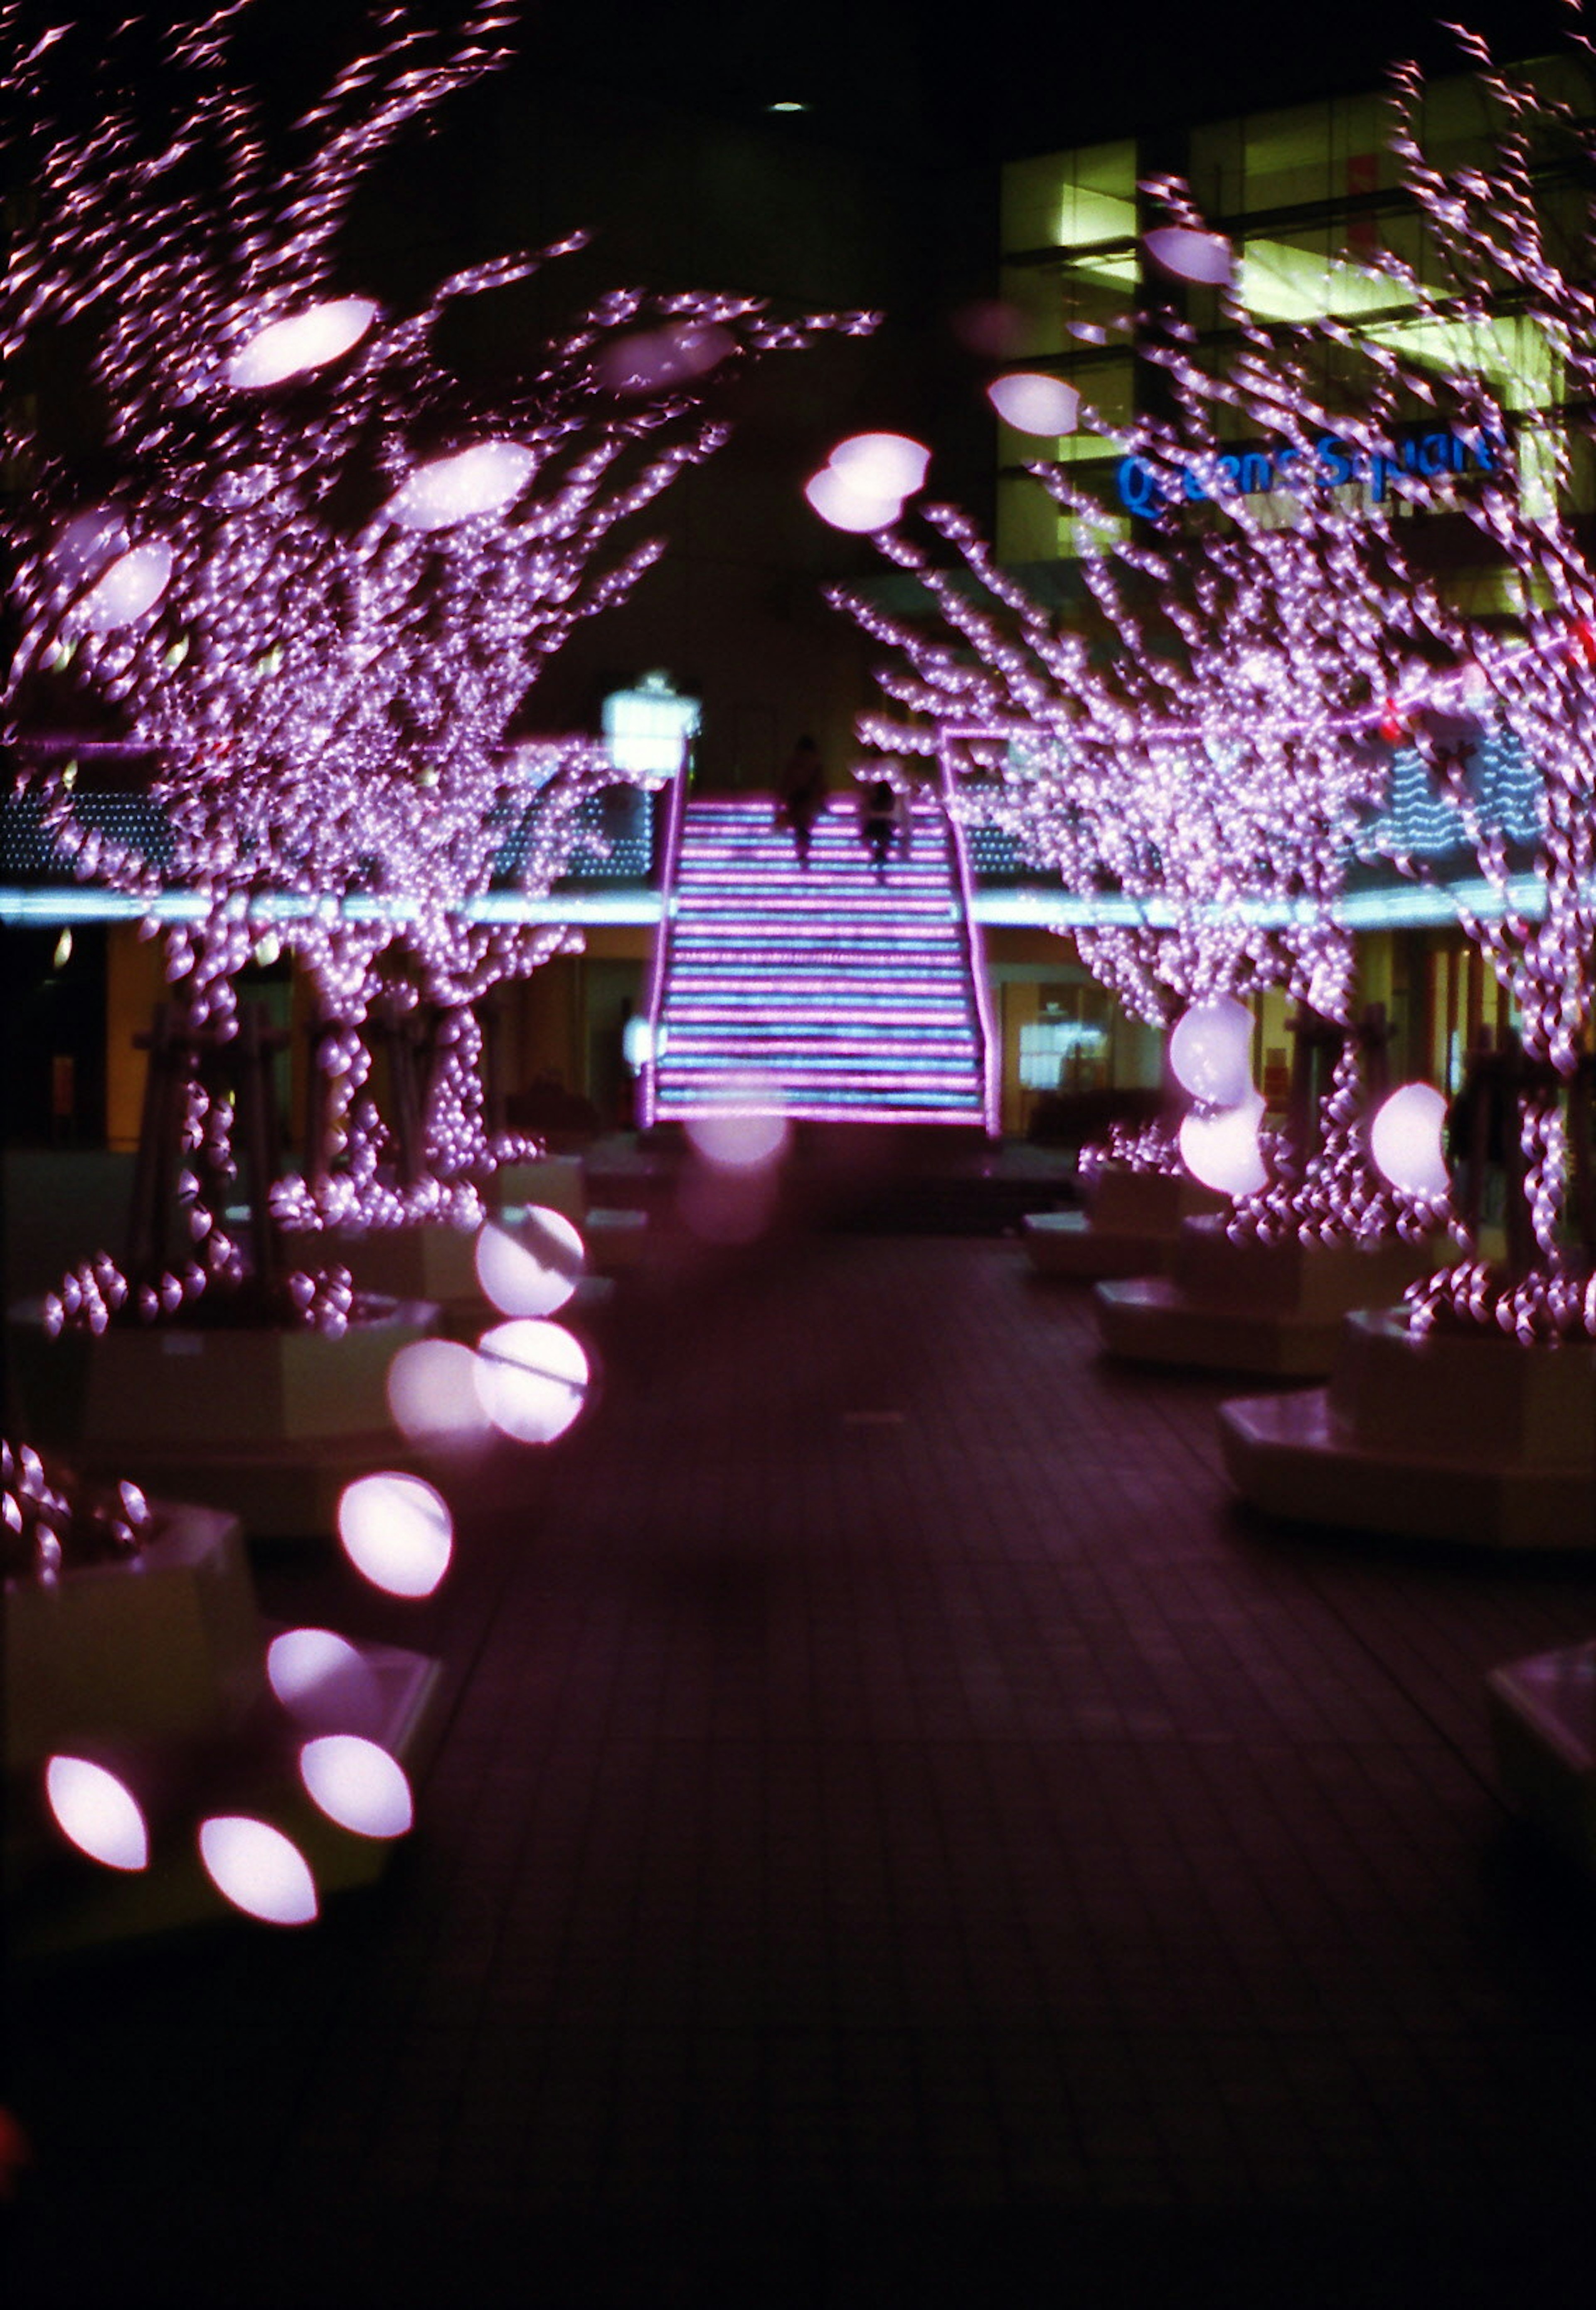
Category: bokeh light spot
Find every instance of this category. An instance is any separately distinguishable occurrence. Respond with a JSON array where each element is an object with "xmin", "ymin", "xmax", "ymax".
[
  {"xmin": 44, "ymin": 1755, "xmax": 149, "ymax": 1872},
  {"xmin": 1179, "ymin": 1090, "xmax": 1268, "ymax": 1197},
  {"xmin": 1370, "ymin": 1081, "xmax": 1451, "ymax": 1200},
  {"xmin": 987, "ymin": 373, "xmax": 1080, "ymax": 436},
  {"xmin": 386, "ymin": 441, "xmax": 534, "ymax": 530},
  {"xmin": 803, "ymin": 464, "xmax": 903, "ymax": 533},
  {"xmin": 299, "ymin": 1735, "xmax": 413, "ymax": 1840},
  {"xmin": 475, "ymin": 1319, "xmax": 589, "ymax": 1444},
  {"xmin": 1143, "ymin": 226, "xmax": 1235, "ymax": 286},
  {"xmin": 1169, "ymin": 997, "xmax": 1255, "ymax": 1109},
  {"xmin": 475, "ymin": 1207, "xmax": 585, "ymax": 1317},
  {"xmin": 266, "ymin": 1627, "xmax": 384, "ymax": 1735},
  {"xmin": 685, "ymin": 1082, "xmax": 790, "ymax": 1171},
  {"xmin": 225, "ymin": 297, "xmax": 377, "ymax": 389},
  {"xmin": 198, "ymin": 1816, "xmax": 318, "ymax": 1925},
  {"xmin": 337, "ymin": 1472, "xmax": 453, "ymax": 1598},
  {"xmin": 78, "ymin": 540, "xmax": 172, "ymax": 630},
  {"xmin": 386, "ymin": 1336, "xmax": 492, "ymax": 1445}
]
